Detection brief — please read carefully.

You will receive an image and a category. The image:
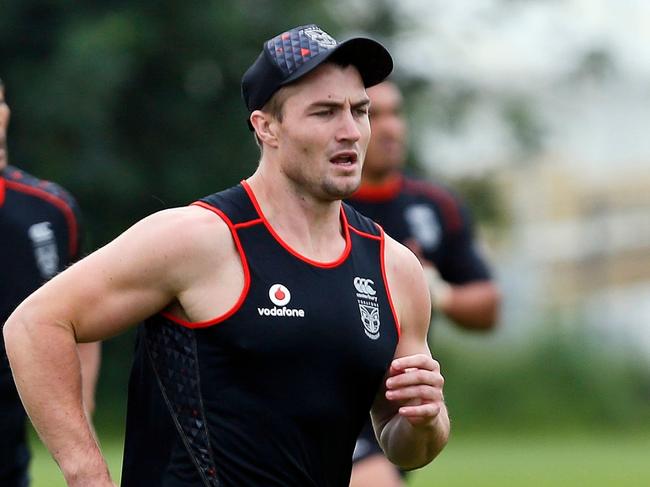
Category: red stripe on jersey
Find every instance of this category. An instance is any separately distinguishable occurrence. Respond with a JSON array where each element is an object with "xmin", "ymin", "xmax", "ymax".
[
  {"xmin": 379, "ymin": 227, "xmax": 401, "ymax": 338},
  {"xmin": 160, "ymin": 202, "xmax": 251, "ymax": 329},
  {"xmin": 234, "ymin": 218, "xmax": 263, "ymax": 230},
  {"xmin": 0, "ymin": 176, "xmax": 5, "ymax": 206},
  {"xmin": 241, "ymin": 180, "xmax": 352, "ymax": 269},
  {"xmin": 348, "ymin": 223, "xmax": 381, "ymax": 241},
  {"xmin": 4, "ymin": 179, "xmax": 79, "ymax": 258},
  {"xmin": 402, "ymin": 178, "xmax": 463, "ymax": 233}
]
